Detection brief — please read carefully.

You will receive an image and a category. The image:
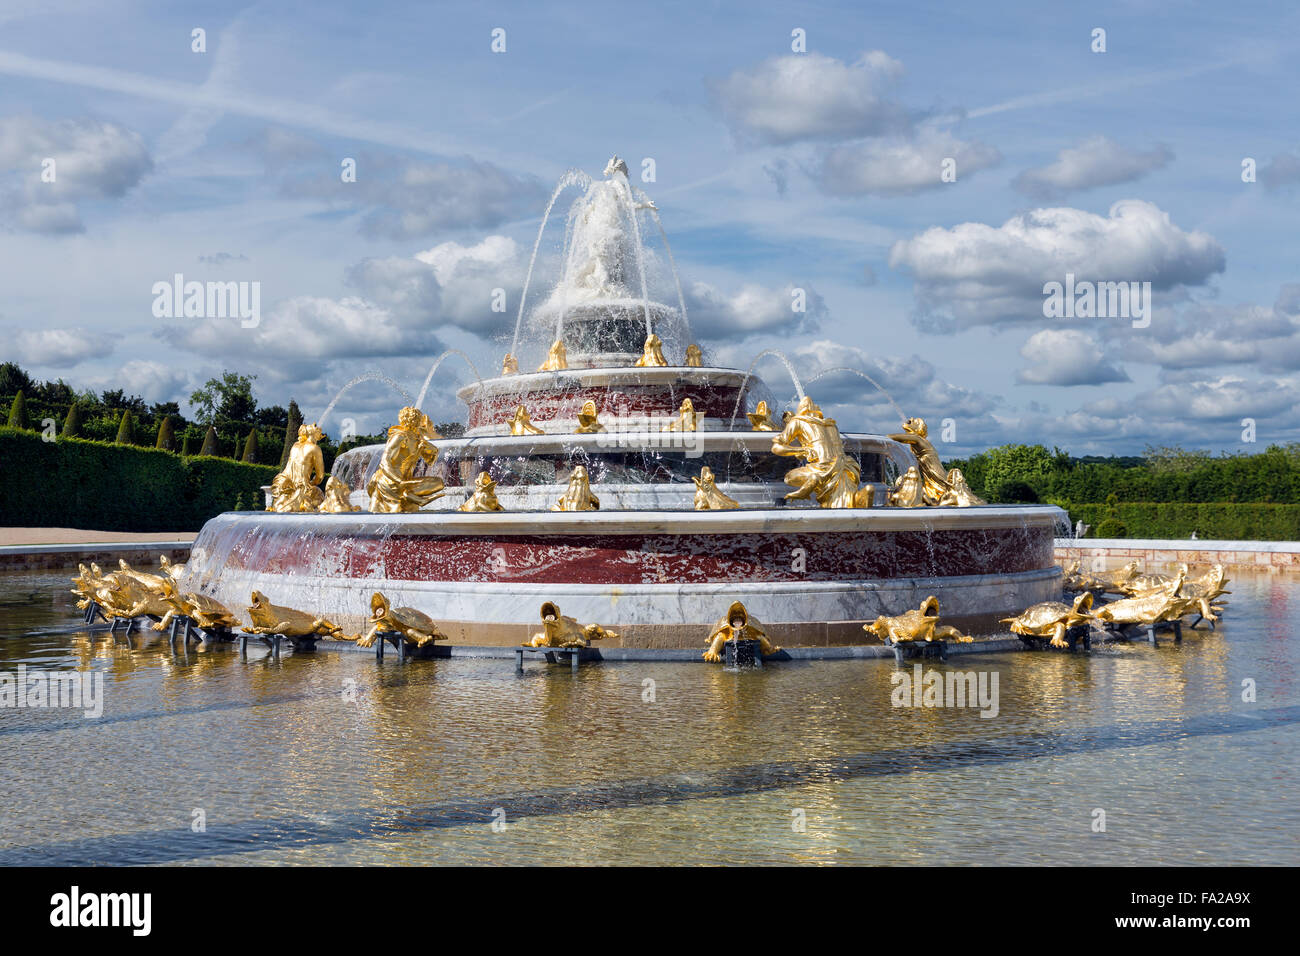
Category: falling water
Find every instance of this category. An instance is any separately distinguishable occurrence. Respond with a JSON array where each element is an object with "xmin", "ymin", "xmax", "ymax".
[
  {"xmin": 316, "ymin": 371, "xmax": 414, "ymax": 431},
  {"xmin": 646, "ymin": 204, "xmax": 690, "ymax": 339},
  {"xmin": 511, "ymin": 168, "xmax": 593, "ymax": 357},
  {"xmin": 613, "ymin": 172, "xmax": 654, "ymax": 336},
  {"xmin": 797, "ymin": 366, "xmax": 907, "ymax": 423},
  {"xmin": 728, "ymin": 350, "xmax": 806, "ymax": 428},
  {"xmin": 414, "ymin": 350, "xmax": 484, "ymax": 411}
]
